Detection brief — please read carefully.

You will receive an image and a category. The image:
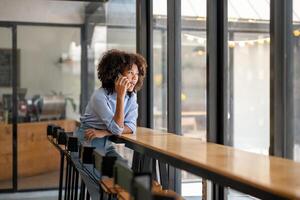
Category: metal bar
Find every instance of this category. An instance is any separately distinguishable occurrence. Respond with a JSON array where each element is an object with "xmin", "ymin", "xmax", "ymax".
[
  {"xmin": 12, "ymin": 24, "xmax": 18, "ymax": 192},
  {"xmin": 136, "ymin": 0, "xmax": 153, "ymax": 128},
  {"xmin": 86, "ymin": 190, "xmax": 90, "ymax": 200},
  {"xmin": 64, "ymin": 158, "xmax": 70, "ymax": 200},
  {"xmin": 79, "ymin": 181, "xmax": 86, "ymax": 200},
  {"xmin": 74, "ymin": 170, "xmax": 79, "ymax": 200},
  {"xmin": 228, "ymin": 32, "xmax": 234, "ymax": 146},
  {"xmin": 58, "ymin": 151, "xmax": 65, "ymax": 200},
  {"xmin": 207, "ymin": 0, "xmax": 228, "ymax": 145},
  {"xmin": 269, "ymin": 0, "xmax": 293, "ymax": 159},
  {"xmin": 158, "ymin": 161, "xmax": 168, "ymax": 190},
  {"xmin": 80, "ymin": 25, "xmax": 88, "ymax": 114},
  {"xmin": 141, "ymin": 156, "xmax": 152, "ymax": 173},
  {"xmin": 0, "ymin": 21, "xmax": 82, "ymax": 27},
  {"xmin": 167, "ymin": 0, "xmax": 181, "ymax": 135},
  {"xmin": 67, "ymin": 157, "xmax": 72, "ymax": 200},
  {"xmin": 207, "ymin": 0, "xmax": 228, "ymax": 198},
  {"xmin": 132, "ymin": 151, "xmax": 142, "ymax": 173},
  {"xmin": 71, "ymin": 164, "xmax": 75, "ymax": 200},
  {"xmin": 167, "ymin": 0, "xmax": 182, "ymax": 193}
]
